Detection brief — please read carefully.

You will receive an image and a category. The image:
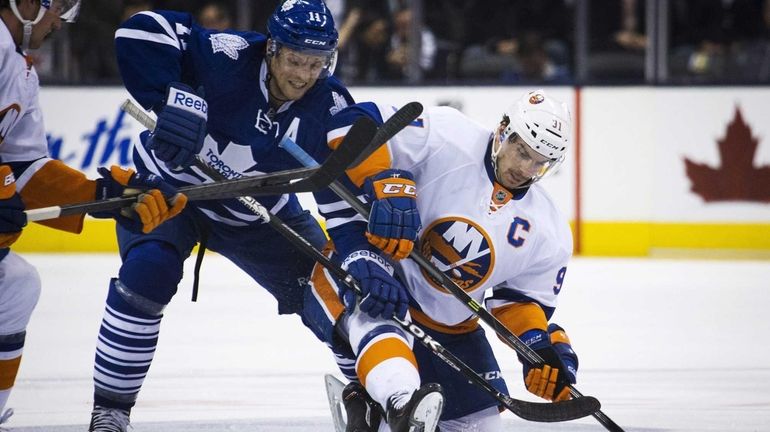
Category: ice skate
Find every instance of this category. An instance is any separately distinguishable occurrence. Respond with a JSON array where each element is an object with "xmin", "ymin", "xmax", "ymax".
[{"xmin": 385, "ymin": 383, "xmax": 444, "ymax": 432}]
